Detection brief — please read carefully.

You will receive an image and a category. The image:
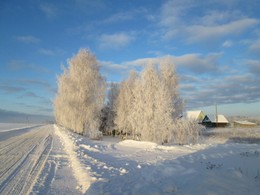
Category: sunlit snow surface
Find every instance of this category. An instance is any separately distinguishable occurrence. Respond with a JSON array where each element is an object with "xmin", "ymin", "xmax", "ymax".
[
  {"xmin": 51, "ymin": 125, "xmax": 260, "ymax": 194},
  {"xmin": 0, "ymin": 123, "xmax": 260, "ymax": 194}
]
